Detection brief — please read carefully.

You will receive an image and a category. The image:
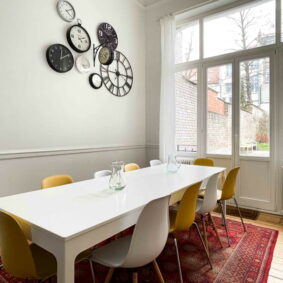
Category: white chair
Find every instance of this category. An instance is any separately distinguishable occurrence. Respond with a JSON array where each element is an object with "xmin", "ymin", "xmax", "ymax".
[
  {"xmin": 91, "ymin": 195, "xmax": 170, "ymax": 283},
  {"xmin": 94, "ymin": 170, "xmax": 112, "ymax": 178},
  {"xmin": 150, "ymin": 159, "xmax": 162, "ymax": 167},
  {"xmin": 196, "ymin": 172, "xmax": 223, "ymax": 251}
]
